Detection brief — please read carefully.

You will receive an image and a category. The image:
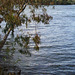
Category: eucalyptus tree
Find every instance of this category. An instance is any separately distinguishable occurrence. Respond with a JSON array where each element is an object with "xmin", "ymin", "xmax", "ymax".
[{"xmin": 0, "ymin": 0, "xmax": 52, "ymax": 54}]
